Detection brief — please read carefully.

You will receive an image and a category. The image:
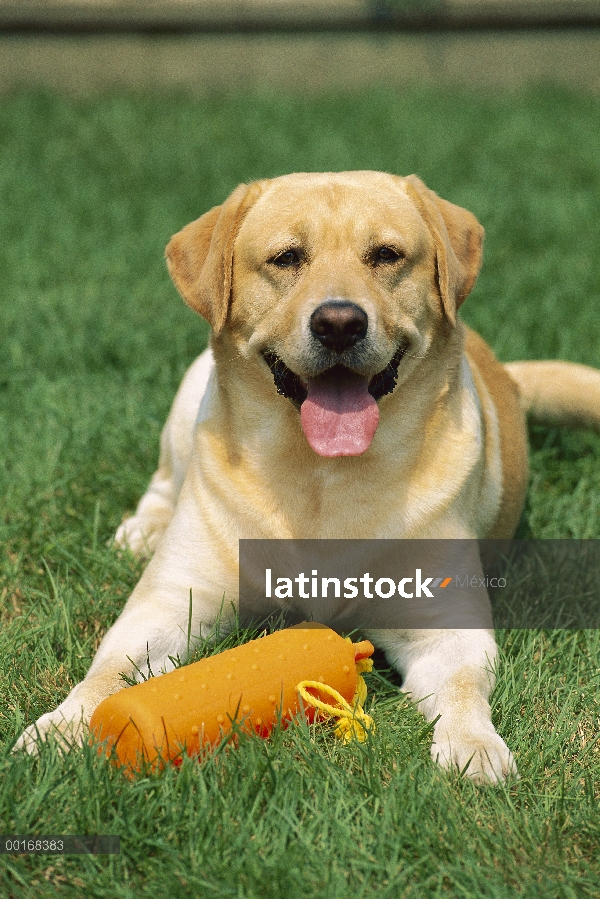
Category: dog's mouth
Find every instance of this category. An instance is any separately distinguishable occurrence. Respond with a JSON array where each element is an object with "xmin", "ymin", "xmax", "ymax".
[{"xmin": 262, "ymin": 345, "xmax": 407, "ymax": 457}]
